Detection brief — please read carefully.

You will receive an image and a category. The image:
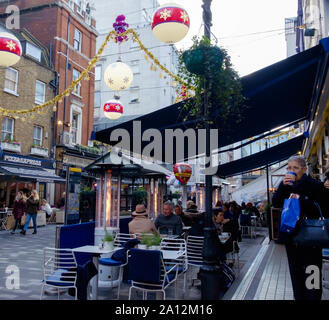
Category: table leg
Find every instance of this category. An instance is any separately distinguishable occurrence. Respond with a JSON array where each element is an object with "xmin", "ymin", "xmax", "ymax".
[{"xmin": 91, "ymin": 256, "xmax": 99, "ymax": 300}]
